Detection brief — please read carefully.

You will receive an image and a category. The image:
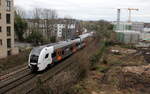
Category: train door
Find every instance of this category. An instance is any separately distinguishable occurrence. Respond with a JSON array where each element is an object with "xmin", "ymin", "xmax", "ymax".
[
  {"xmin": 72, "ymin": 43, "xmax": 77, "ymax": 53},
  {"xmin": 64, "ymin": 45, "xmax": 71, "ymax": 57},
  {"xmin": 76, "ymin": 42, "xmax": 80, "ymax": 50},
  {"xmin": 38, "ymin": 47, "xmax": 53, "ymax": 71},
  {"xmin": 56, "ymin": 49, "xmax": 62, "ymax": 61},
  {"xmin": 43, "ymin": 49, "xmax": 53, "ymax": 66}
]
